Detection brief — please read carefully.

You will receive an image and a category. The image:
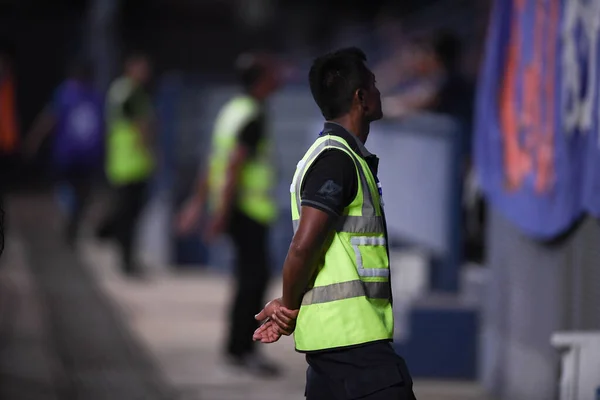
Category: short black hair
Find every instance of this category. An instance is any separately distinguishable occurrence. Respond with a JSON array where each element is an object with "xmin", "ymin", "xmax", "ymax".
[
  {"xmin": 235, "ymin": 53, "xmax": 267, "ymax": 90},
  {"xmin": 308, "ymin": 47, "xmax": 371, "ymax": 120}
]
